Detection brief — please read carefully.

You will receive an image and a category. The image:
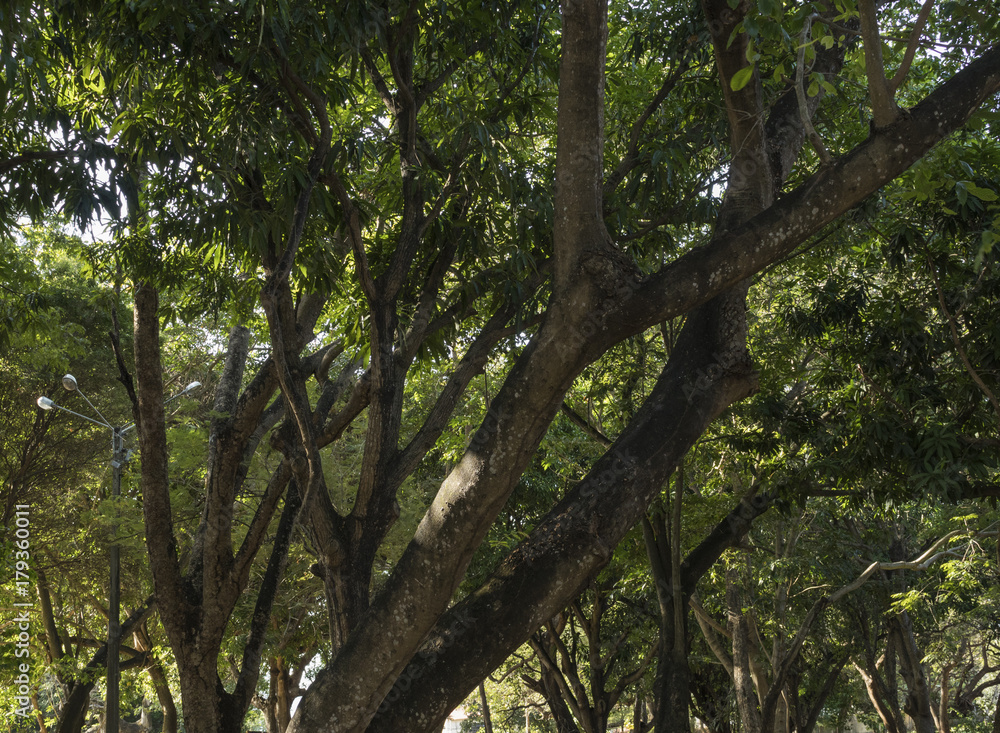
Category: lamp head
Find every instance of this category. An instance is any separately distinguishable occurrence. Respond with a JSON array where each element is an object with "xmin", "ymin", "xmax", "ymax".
[
  {"xmin": 37, "ymin": 396, "xmax": 55, "ymax": 410},
  {"xmin": 183, "ymin": 381, "xmax": 202, "ymax": 394},
  {"xmin": 62, "ymin": 374, "xmax": 78, "ymax": 391}
]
